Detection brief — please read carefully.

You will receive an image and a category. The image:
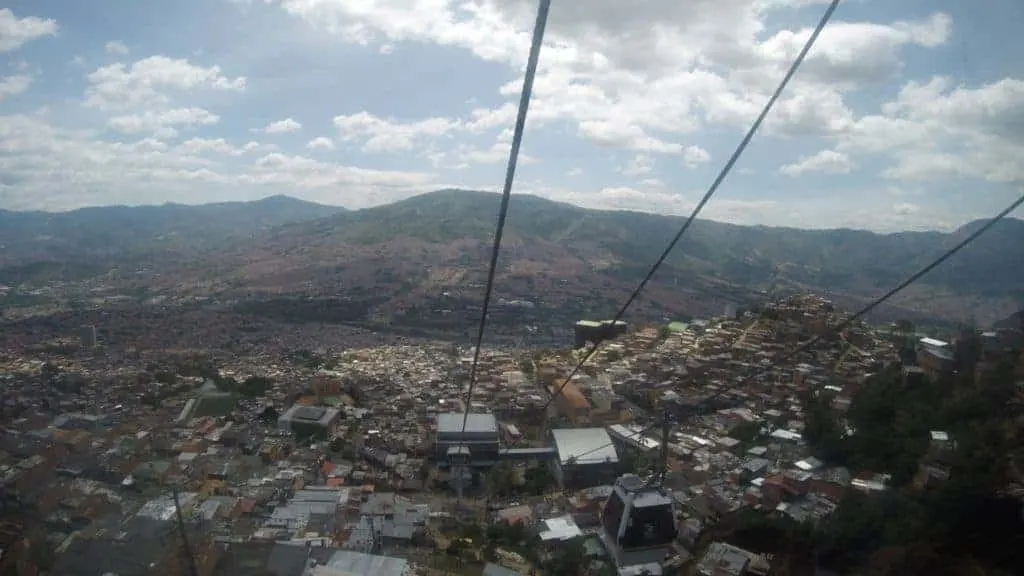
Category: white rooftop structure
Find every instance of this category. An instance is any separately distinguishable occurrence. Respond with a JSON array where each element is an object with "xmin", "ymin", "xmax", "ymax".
[
  {"xmin": 538, "ymin": 515, "xmax": 583, "ymax": 541},
  {"xmin": 794, "ymin": 457, "xmax": 824, "ymax": 471},
  {"xmin": 137, "ymin": 492, "xmax": 198, "ymax": 521},
  {"xmin": 770, "ymin": 429, "xmax": 802, "ymax": 442},
  {"xmin": 919, "ymin": 337, "xmax": 949, "ymax": 348},
  {"xmin": 608, "ymin": 424, "xmax": 660, "ymax": 452},
  {"xmin": 309, "ymin": 549, "xmax": 412, "ymax": 576},
  {"xmin": 436, "ymin": 412, "xmax": 498, "ymax": 435},
  {"xmin": 552, "ymin": 428, "xmax": 619, "ymax": 465}
]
